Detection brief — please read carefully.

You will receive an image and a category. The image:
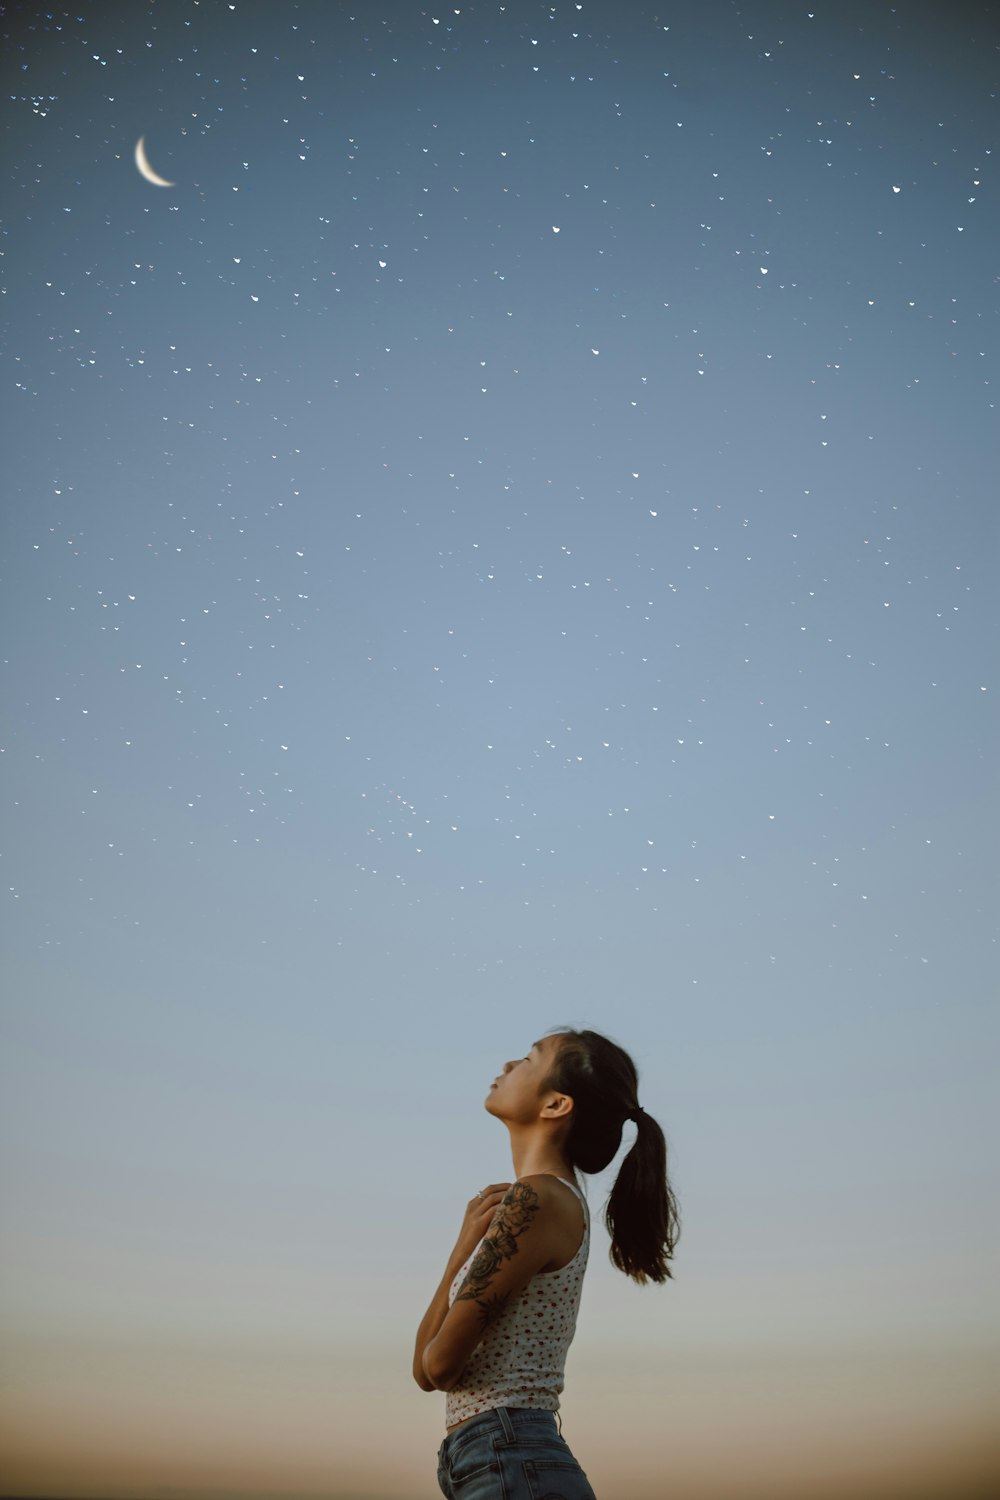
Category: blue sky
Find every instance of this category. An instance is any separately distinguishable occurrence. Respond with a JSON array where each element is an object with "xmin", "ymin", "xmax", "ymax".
[{"xmin": 2, "ymin": 3, "xmax": 997, "ymax": 1497}]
